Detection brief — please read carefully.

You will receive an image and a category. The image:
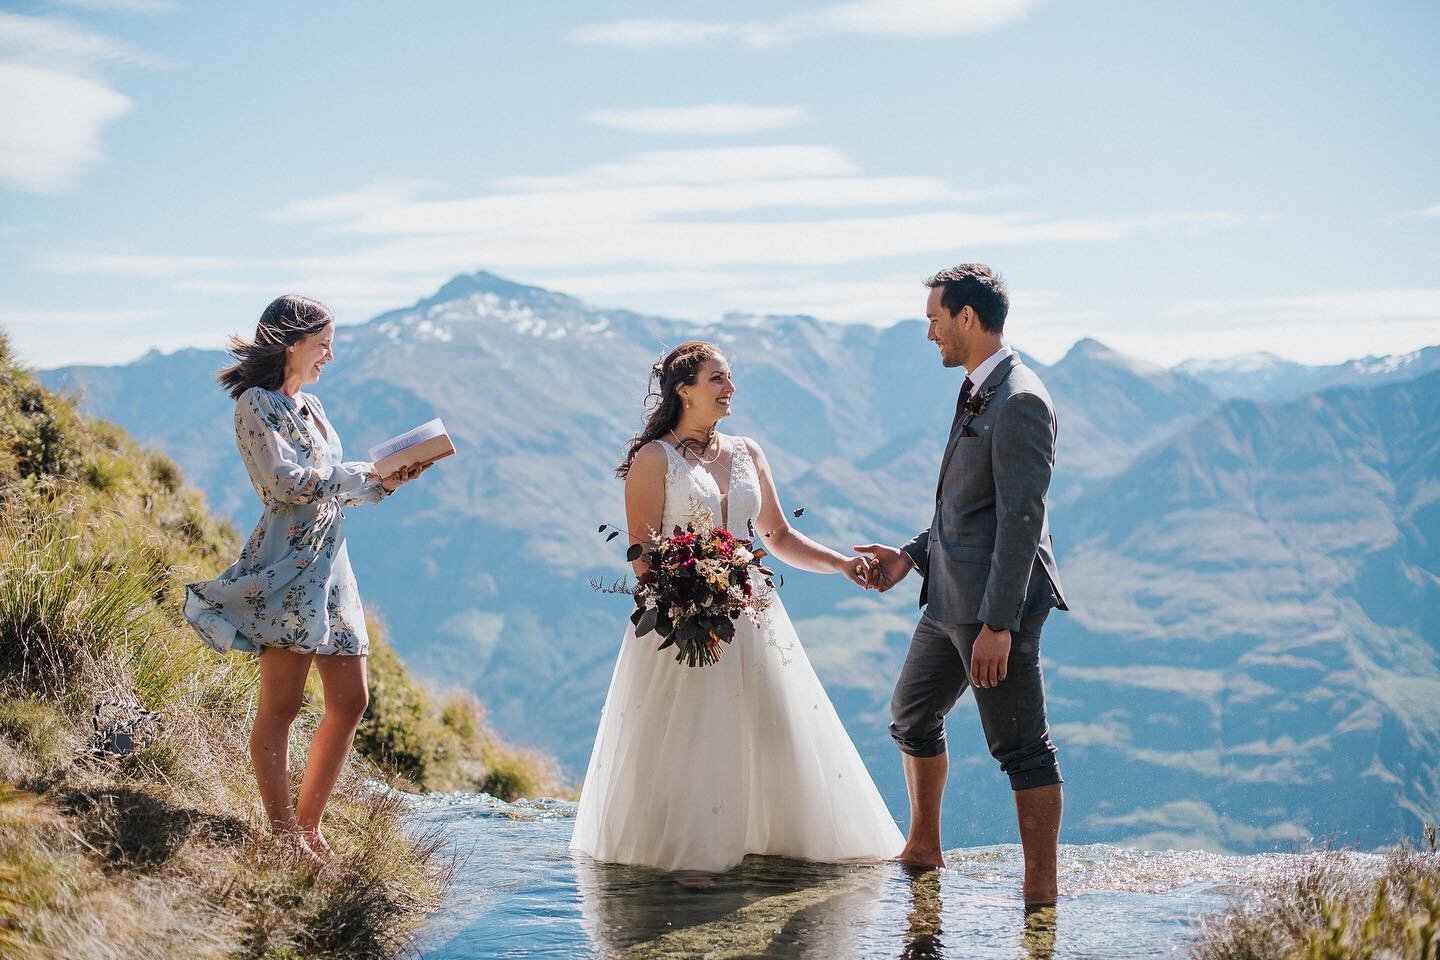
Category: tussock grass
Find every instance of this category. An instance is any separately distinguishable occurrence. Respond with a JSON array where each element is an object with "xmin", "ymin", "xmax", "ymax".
[
  {"xmin": 1189, "ymin": 841, "xmax": 1440, "ymax": 960},
  {"xmin": 0, "ymin": 330, "xmax": 550, "ymax": 957}
]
